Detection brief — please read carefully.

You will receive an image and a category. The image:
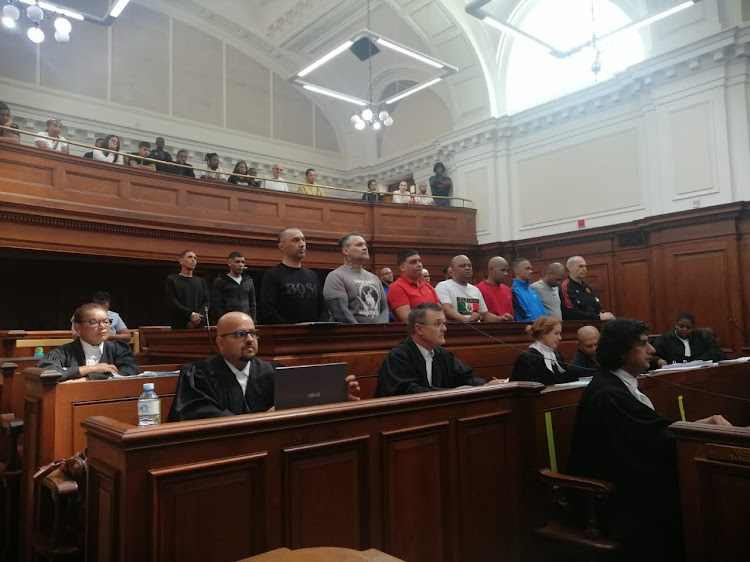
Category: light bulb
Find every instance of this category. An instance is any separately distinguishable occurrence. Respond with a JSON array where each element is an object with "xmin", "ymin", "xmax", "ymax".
[
  {"xmin": 54, "ymin": 30, "xmax": 69, "ymax": 42},
  {"xmin": 2, "ymin": 16, "xmax": 15, "ymax": 28},
  {"xmin": 372, "ymin": 120, "xmax": 382, "ymax": 130},
  {"xmin": 350, "ymin": 114, "xmax": 362, "ymax": 124},
  {"xmin": 27, "ymin": 25, "xmax": 44, "ymax": 43},
  {"xmin": 361, "ymin": 108, "xmax": 373, "ymax": 121},
  {"xmin": 354, "ymin": 120, "xmax": 366, "ymax": 130},
  {"xmin": 378, "ymin": 110, "xmax": 389, "ymax": 121},
  {"xmin": 384, "ymin": 117, "xmax": 394, "ymax": 127},
  {"xmin": 3, "ymin": 4, "xmax": 20, "ymax": 21},
  {"xmin": 54, "ymin": 17, "xmax": 71, "ymax": 33},
  {"xmin": 26, "ymin": 4, "xmax": 43, "ymax": 22}
]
